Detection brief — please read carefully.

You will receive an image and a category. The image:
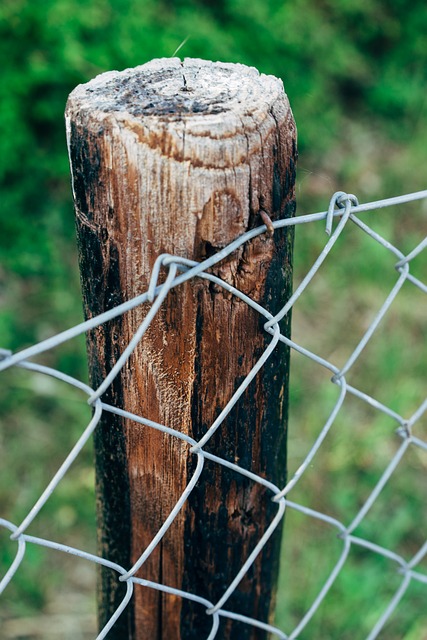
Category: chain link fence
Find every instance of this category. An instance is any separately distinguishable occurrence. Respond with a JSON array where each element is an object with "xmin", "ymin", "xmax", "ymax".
[{"xmin": 1, "ymin": 189, "xmax": 426, "ymax": 638}]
